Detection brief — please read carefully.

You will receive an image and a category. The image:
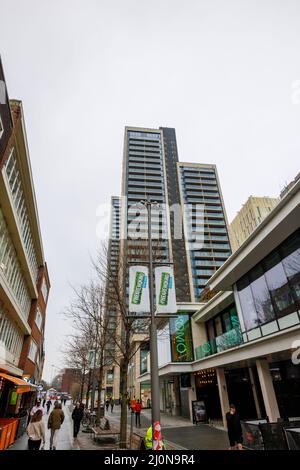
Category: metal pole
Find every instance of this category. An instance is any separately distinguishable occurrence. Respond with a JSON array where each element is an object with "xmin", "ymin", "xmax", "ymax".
[
  {"xmin": 146, "ymin": 199, "xmax": 161, "ymax": 447},
  {"xmin": 90, "ymin": 348, "xmax": 97, "ymax": 411}
]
